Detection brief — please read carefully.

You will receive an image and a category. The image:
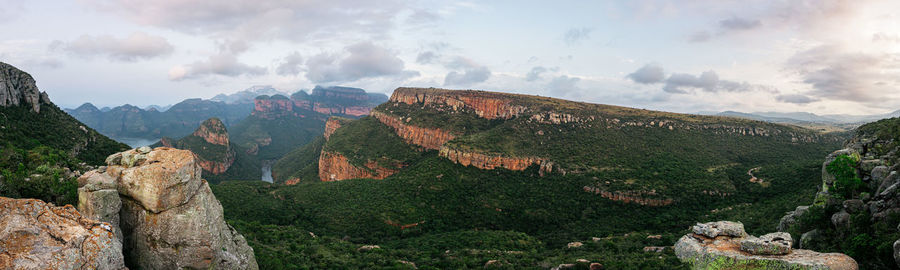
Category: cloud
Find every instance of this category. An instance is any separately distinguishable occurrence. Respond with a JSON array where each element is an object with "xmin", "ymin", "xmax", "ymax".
[
  {"xmin": 563, "ymin": 27, "xmax": 593, "ymax": 45},
  {"xmin": 626, "ymin": 64, "xmax": 665, "ymax": 84},
  {"xmin": 276, "ymin": 52, "xmax": 303, "ymax": 76},
  {"xmin": 443, "ymin": 57, "xmax": 491, "ymax": 86},
  {"xmin": 416, "ymin": 51, "xmax": 437, "ymax": 64},
  {"xmin": 719, "ymin": 16, "xmax": 761, "ymax": 30},
  {"xmin": 786, "ymin": 45, "xmax": 900, "ymax": 102},
  {"xmin": 688, "ymin": 31, "xmax": 711, "ymax": 42},
  {"xmin": 776, "ymin": 94, "xmax": 819, "ymax": 104},
  {"xmin": 81, "ymin": 0, "xmax": 407, "ymax": 44},
  {"xmin": 305, "ymin": 42, "xmax": 414, "ymax": 83},
  {"xmin": 169, "ymin": 52, "xmax": 266, "ymax": 80},
  {"xmin": 525, "ymin": 66, "xmax": 547, "ymax": 81},
  {"xmin": 58, "ymin": 32, "xmax": 173, "ymax": 62},
  {"xmin": 547, "ymin": 75, "xmax": 580, "ymax": 95}
]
